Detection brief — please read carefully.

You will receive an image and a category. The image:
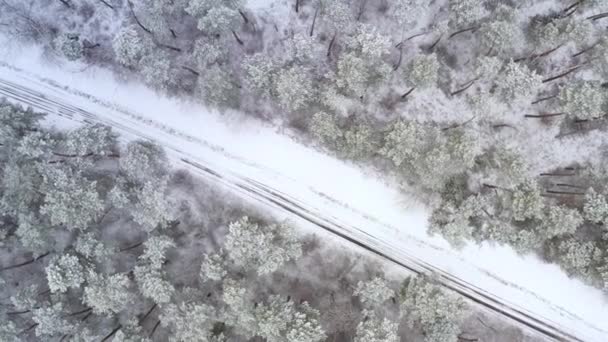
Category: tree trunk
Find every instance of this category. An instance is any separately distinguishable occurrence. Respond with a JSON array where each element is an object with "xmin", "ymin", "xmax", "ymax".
[
  {"xmin": 309, "ymin": 7, "xmax": 319, "ymax": 37},
  {"xmin": 531, "ymin": 94, "xmax": 557, "ymax": 104},
  {"xmin": 58, "ymin": 0, "xmax": 71, "ymax": 8},
  {"xmin": 170, "ymin": 28, "xmax": 177, "ymax": 39},
  {"xmin": 327, "ymin": 33, "xmax": 336, "ymax": 58},
  {"xmin": 542, "ymin": 65, "xmax": 584, "ymax": 83},
  {"xmin": 232, "ymin": 30, "xmax": 244, "ymax": 45},
  {"xmin": 181, "ymin": 65, "xmax": 200, "ymax": 76},
  {"xmin": 524, "ymin": 112, "xmax": 565, "ymax": 118},
  {"xmin": 450, "ymin": 78, "xmax": 477, "ymax": 96},
  {"xmin": 139, "ymin": 304, "xmax": 157, "ymax": 324},
  {"xmin": 393, "ymin": 47, "xmax": 403, "ymax": 71},
  {"xmin": 157, "ymin": 42, "xmax": 182, "ymax": 52},
  {"xmin": 127, "ymin": 0, "xmax": 152, "ymax": 34},
  {"xmin": 357, "ymin": 0, "xmax": 367, "ymax": 21},
  {"xmin": 97, "ymin": 0, "xmax": 114, "ymax": 9},
  {"xmin": 238, "ymin": 9, "xmax": 249, "ymax": 24},
  {"xmin": 448, "ymin": 25, "xmax": 479, "ymax": 39},
  {"xmin": 101, "ymin": 325, "xmax": 122, "ymax": 342},
  {"xmin": 587, "ymin": 12, "xmax": 608, "ymax": 21},
  {"xmin": 428, "ymin": 34, "xmax": 442, "ymax": 52},
  {"xmin": 401, "ymin": 86, "xmax": 415, "ymax": 99},
  {"xmin": 149, "ymin": 320, "xmax": 161, "ymax": 337},
  {"xmin": 295, "ymin": 0, "xmax": 299, "ymax": 13}
]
